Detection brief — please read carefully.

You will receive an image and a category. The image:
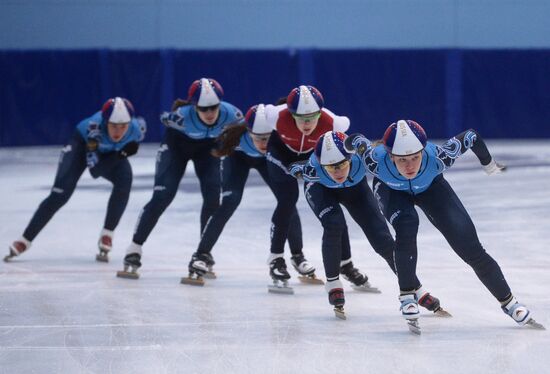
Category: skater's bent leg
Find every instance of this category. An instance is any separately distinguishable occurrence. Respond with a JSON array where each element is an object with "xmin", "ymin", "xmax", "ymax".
[
  {"xmin": 418, "ymin": 178, "xmax": 512, "ymax": 300},
  {"xmin": 102, "ymin": 158, "xmax": 133, "ymax": 231},
  {"xmin": 23, "ymin": 138, "xmax": 86, "ymax": 241},
  {"xmin": 287, "ymin": 209, "xmax": 303, "ymax": 255}
]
